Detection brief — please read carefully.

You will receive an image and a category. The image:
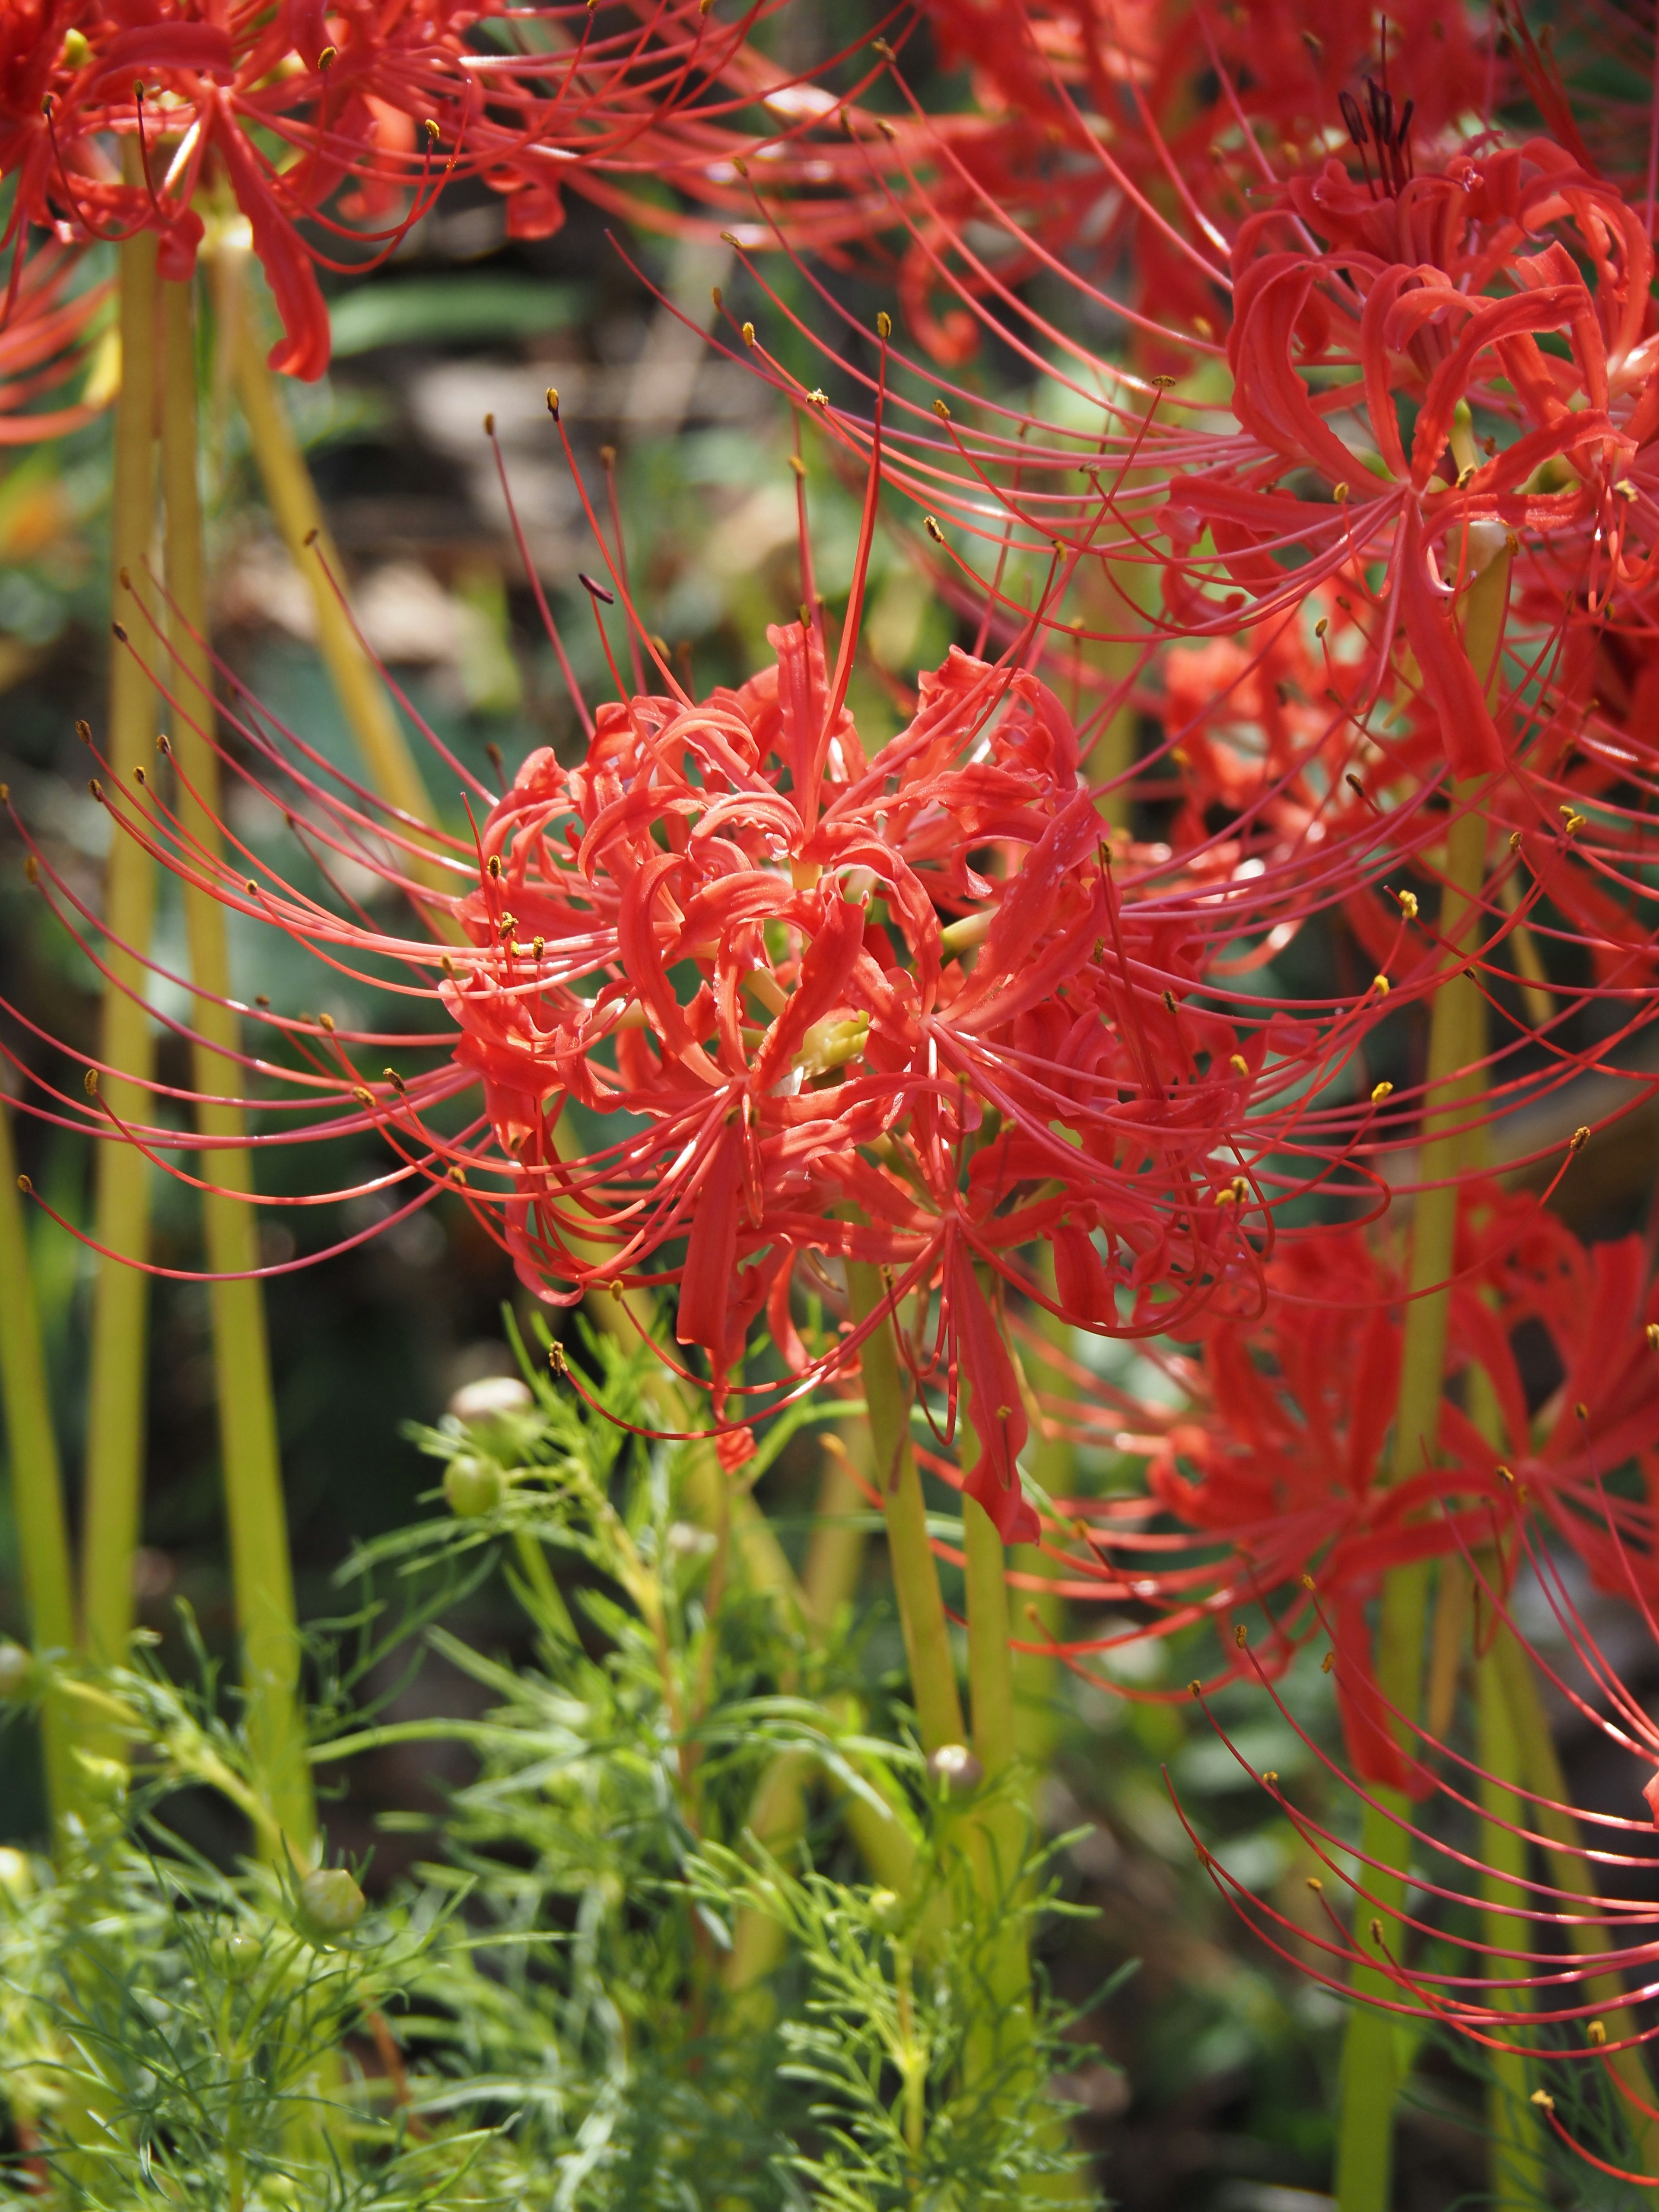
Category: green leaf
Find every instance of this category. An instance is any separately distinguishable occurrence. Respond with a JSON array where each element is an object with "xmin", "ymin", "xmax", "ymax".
[{"xmin": 328, "ymin": 276, "xmax": 586, "ymax": 357}]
